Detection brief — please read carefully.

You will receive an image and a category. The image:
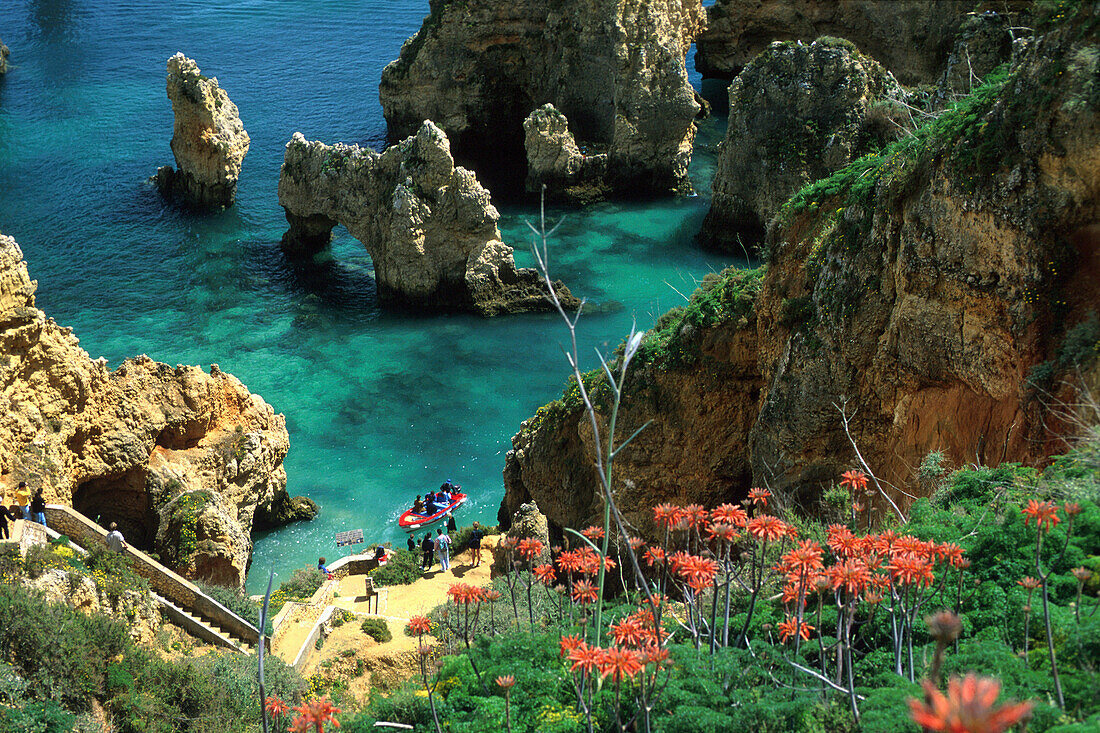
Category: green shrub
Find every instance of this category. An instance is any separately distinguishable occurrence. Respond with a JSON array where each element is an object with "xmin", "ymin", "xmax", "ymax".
[
  {"xmin": 370, "ymin": 549, "xmax": 421, "ymax": 586},
  {"xmin": 360, "ymin": 618, "xmax": 392, "ymax": 643}
]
